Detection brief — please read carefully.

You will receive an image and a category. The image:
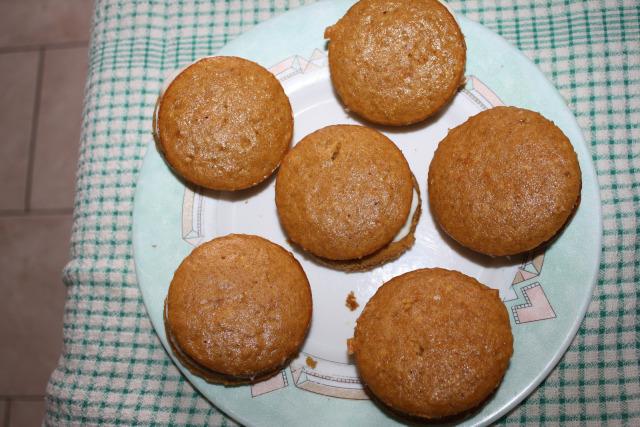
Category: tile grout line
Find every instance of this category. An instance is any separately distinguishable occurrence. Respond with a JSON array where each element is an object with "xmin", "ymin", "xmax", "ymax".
[
  {"xmin": 23, "ymin": 48, "xmax": 46, "ymax": 213},
  {"xmin": 3, "ymin": 398, "xmax": 10, "ymax": 427},
  {"xmin": 2, "ymin": 396, "xmax": 47, "ymax": 427}
]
